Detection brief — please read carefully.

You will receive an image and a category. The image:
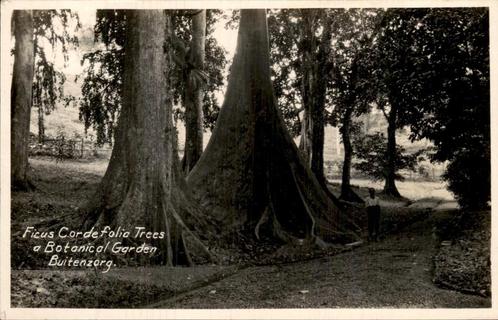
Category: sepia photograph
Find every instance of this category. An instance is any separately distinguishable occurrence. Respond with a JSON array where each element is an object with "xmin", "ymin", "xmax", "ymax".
[{"xmin": 0, "ymin": 0, "xmax": 495, "ymax": 319}]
